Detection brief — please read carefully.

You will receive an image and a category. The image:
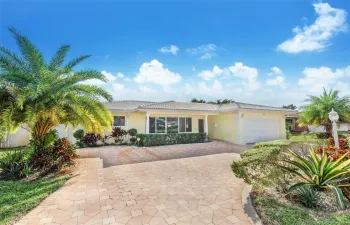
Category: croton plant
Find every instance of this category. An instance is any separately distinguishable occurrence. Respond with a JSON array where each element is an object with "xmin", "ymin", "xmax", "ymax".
[{"xmin": 317, "ymin": 138, "xmax": 350, "ymax": 160}]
